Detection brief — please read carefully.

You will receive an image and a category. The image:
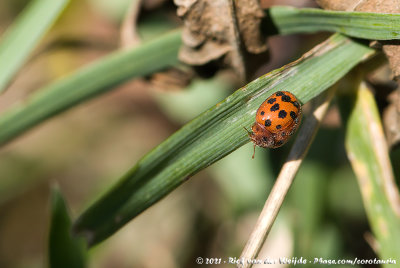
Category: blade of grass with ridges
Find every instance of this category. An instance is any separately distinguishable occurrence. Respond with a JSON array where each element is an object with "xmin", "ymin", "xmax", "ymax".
[
  {"xmin": 73, "ymin": 34, "xmax": 375, "ymax": 246},
  {"xmin": 49, "ymin": 186, "xmax": 86, "ymax": 268},
  {"xmin": 344, "ymin": 83, "xmax": 400, "ymax": 264},
  {"xmin": 0, "ymin": 30, "xmax": 181, "ymax": 146},
  {"xmin": 1, "ymin": 5, "xmax": 396, "ymax": 147},
  {"xmin": 267, "ymin": 6, "xmax": 400, "ymax": 40},
  {"xmin": 0, "ymin": 0, "xmax": 69, "ymax": 93}
]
